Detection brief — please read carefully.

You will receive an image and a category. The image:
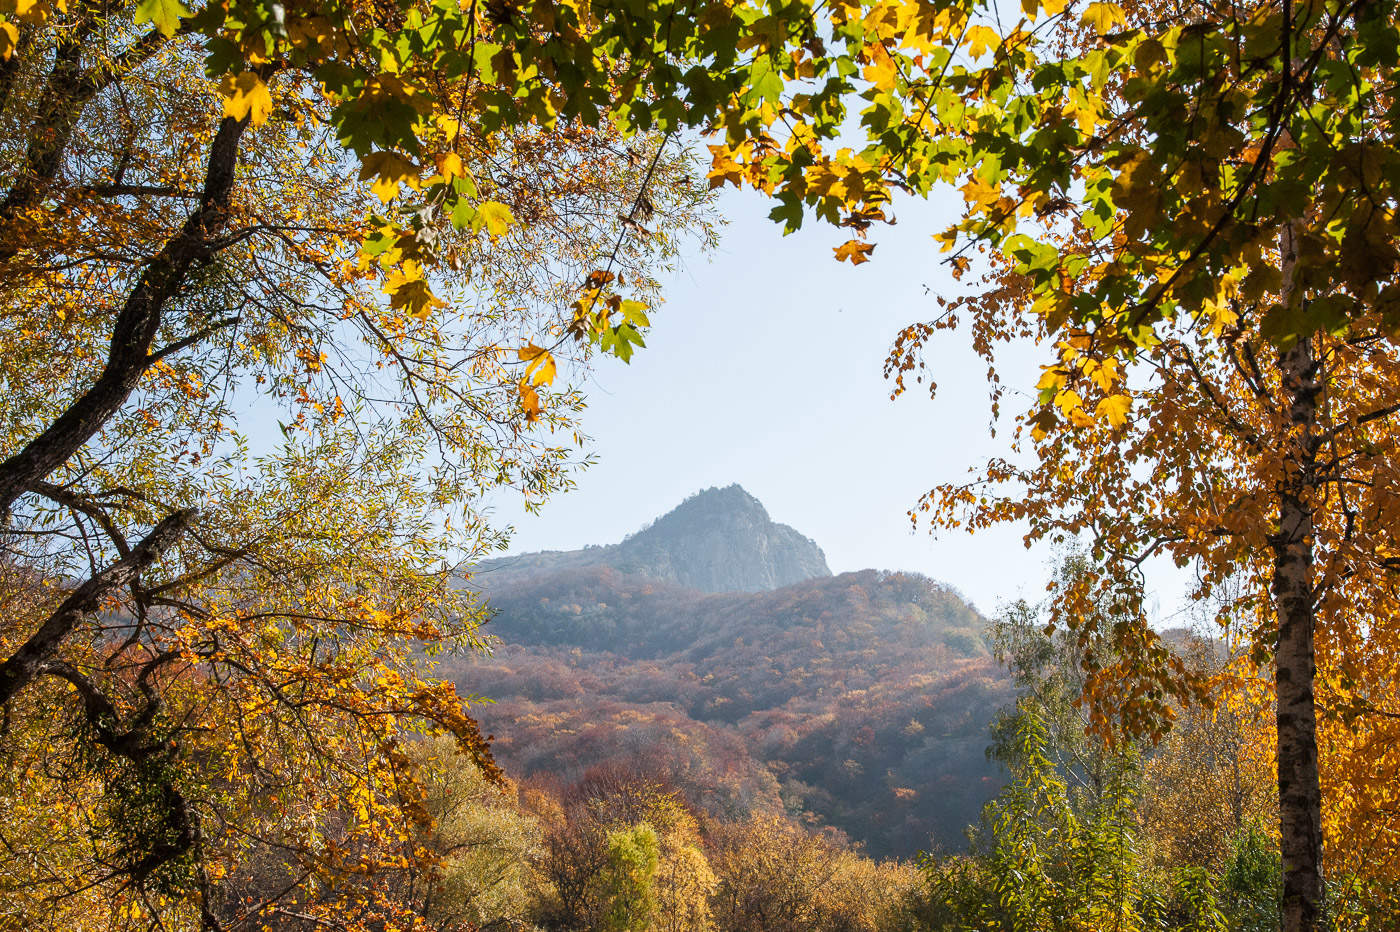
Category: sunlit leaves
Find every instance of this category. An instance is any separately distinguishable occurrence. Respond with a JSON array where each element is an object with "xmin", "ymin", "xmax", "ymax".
[
  {"xmin": 965, "ymin": 25, "xmax": 1000, "ymax": 59},
  {"xmin": 1094, "ymin": 394, "xmax": 1130, "ymax": 429},
  {"xmin": 516, "ymin": 380, "xmax": 542, "ymax": 422},
  {"xmin": 382, "ymin": 260, "xmax": 445, "ymax": 318},
  {"xmin": 518, "ymin": 343, "xmax": 557, "ymax": 388},
  {"xmin": 477, "ymin": 201, "xmax": 514, "ymax": 238}
]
